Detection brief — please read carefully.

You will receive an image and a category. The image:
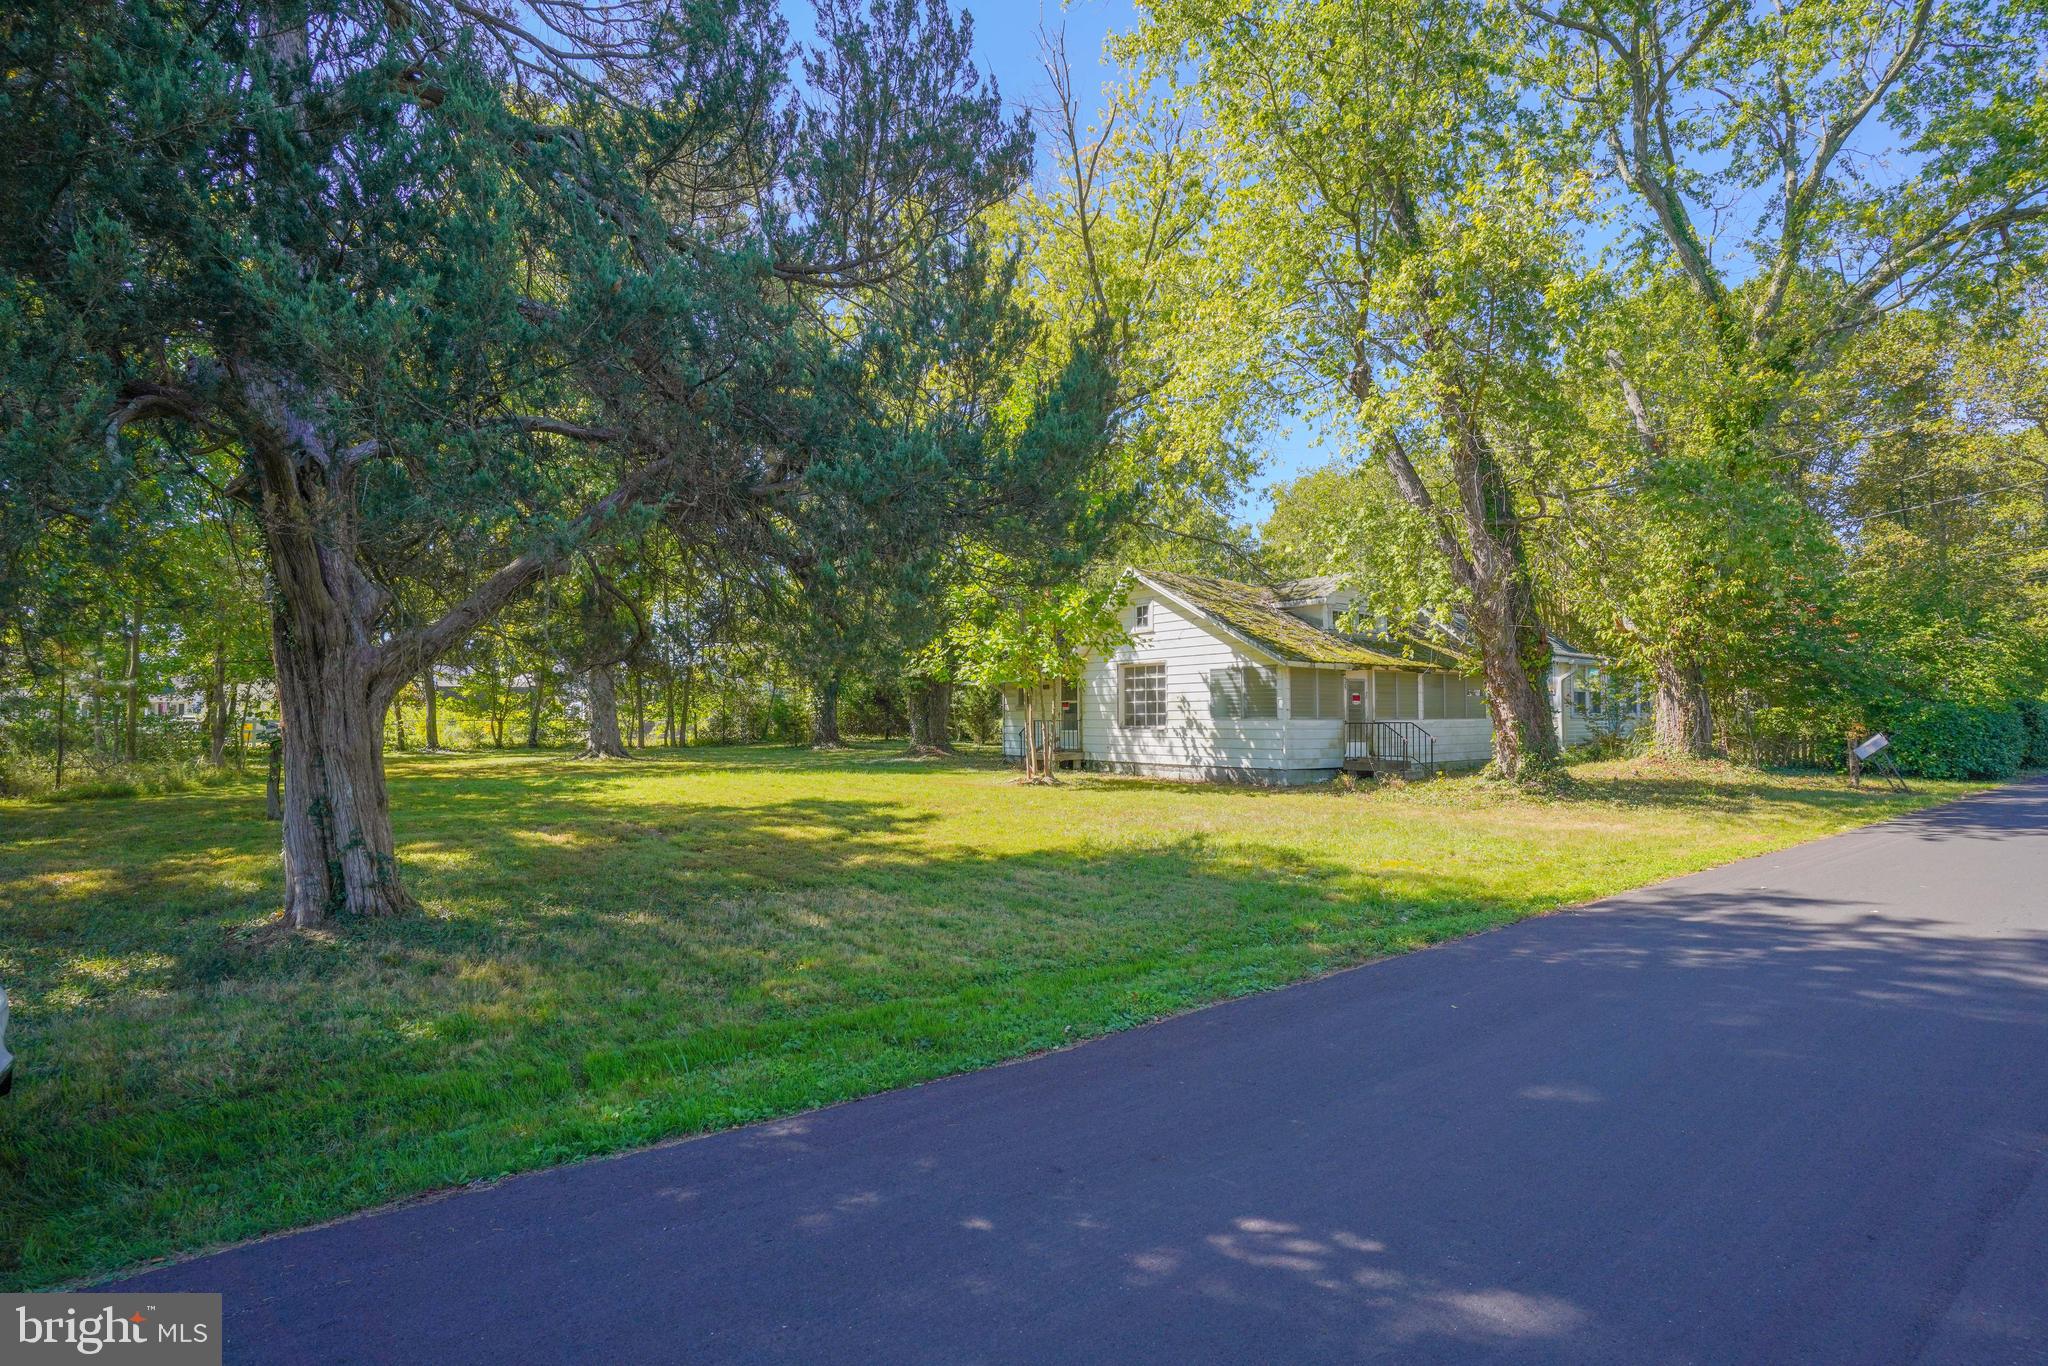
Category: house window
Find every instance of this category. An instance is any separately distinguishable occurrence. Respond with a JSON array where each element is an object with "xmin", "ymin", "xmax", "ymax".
[
  {"xmin": 1121, "ymin": 663, "xmax": 1166, "ymax": 728},
  {"xmin": 1569, "ymin": 665, "xmax": 1612, "ymax": 716},
  {"xmin": 1288, "ymin": 668, "xmax": 1345, "ymax": 720},
  {"xmin": 1133, "ymin": 601, "xmax": 1152, "ymax": 630},
  {"xmin": 1208, "ymin": 664, "xmax": 1278, "ymax": 719},
  {"xmin": 1374, "ymin": 670, "xmax": 1420, "ymax": 720},
  {"xmin": 1424, "ymin": 672, "xmax": 1488, "ymax": 720}
]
